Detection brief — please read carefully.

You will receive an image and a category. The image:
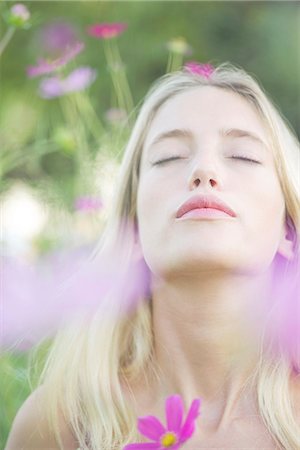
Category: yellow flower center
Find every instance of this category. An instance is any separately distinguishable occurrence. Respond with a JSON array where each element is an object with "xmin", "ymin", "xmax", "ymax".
[{"xmin": 161, "ymin": 431, "xmax": 178, "ymax": 447}]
